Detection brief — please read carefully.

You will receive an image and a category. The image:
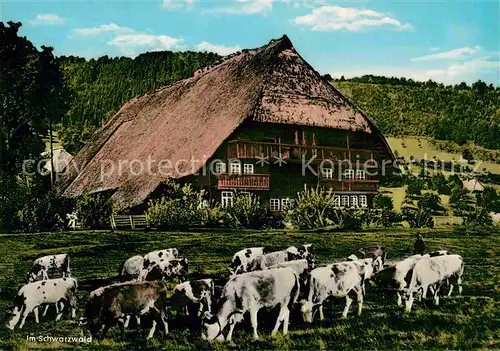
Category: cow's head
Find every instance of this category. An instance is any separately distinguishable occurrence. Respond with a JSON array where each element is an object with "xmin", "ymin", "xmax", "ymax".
[
  {"xmin": 201, "ymin": 312, "xmax": 224, "ymax": 341},
  {"xmin": 286, "ymin": 246, "xmax": 300, "ymax": 261},
  {"xmin": 171, "ymin": 248, "xmax": 179, "ymax": 258},
  {"xmin": 300, "ymin": 300, "xmax": 314, "ymax": 323},
  {"xmin": 5, "ymin": 306, "xmax": 21, "ymax": 330},
  {"xmin": 298, "ymin": 244, "xmax": 316, "ymax": 268},
  {"xmin": 27, "ymin": 264, "xmax": 44, "ymax": 283},
  {"xmin": 229, "ymin": 256, "xmax": 242, "ymax": 277}
]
